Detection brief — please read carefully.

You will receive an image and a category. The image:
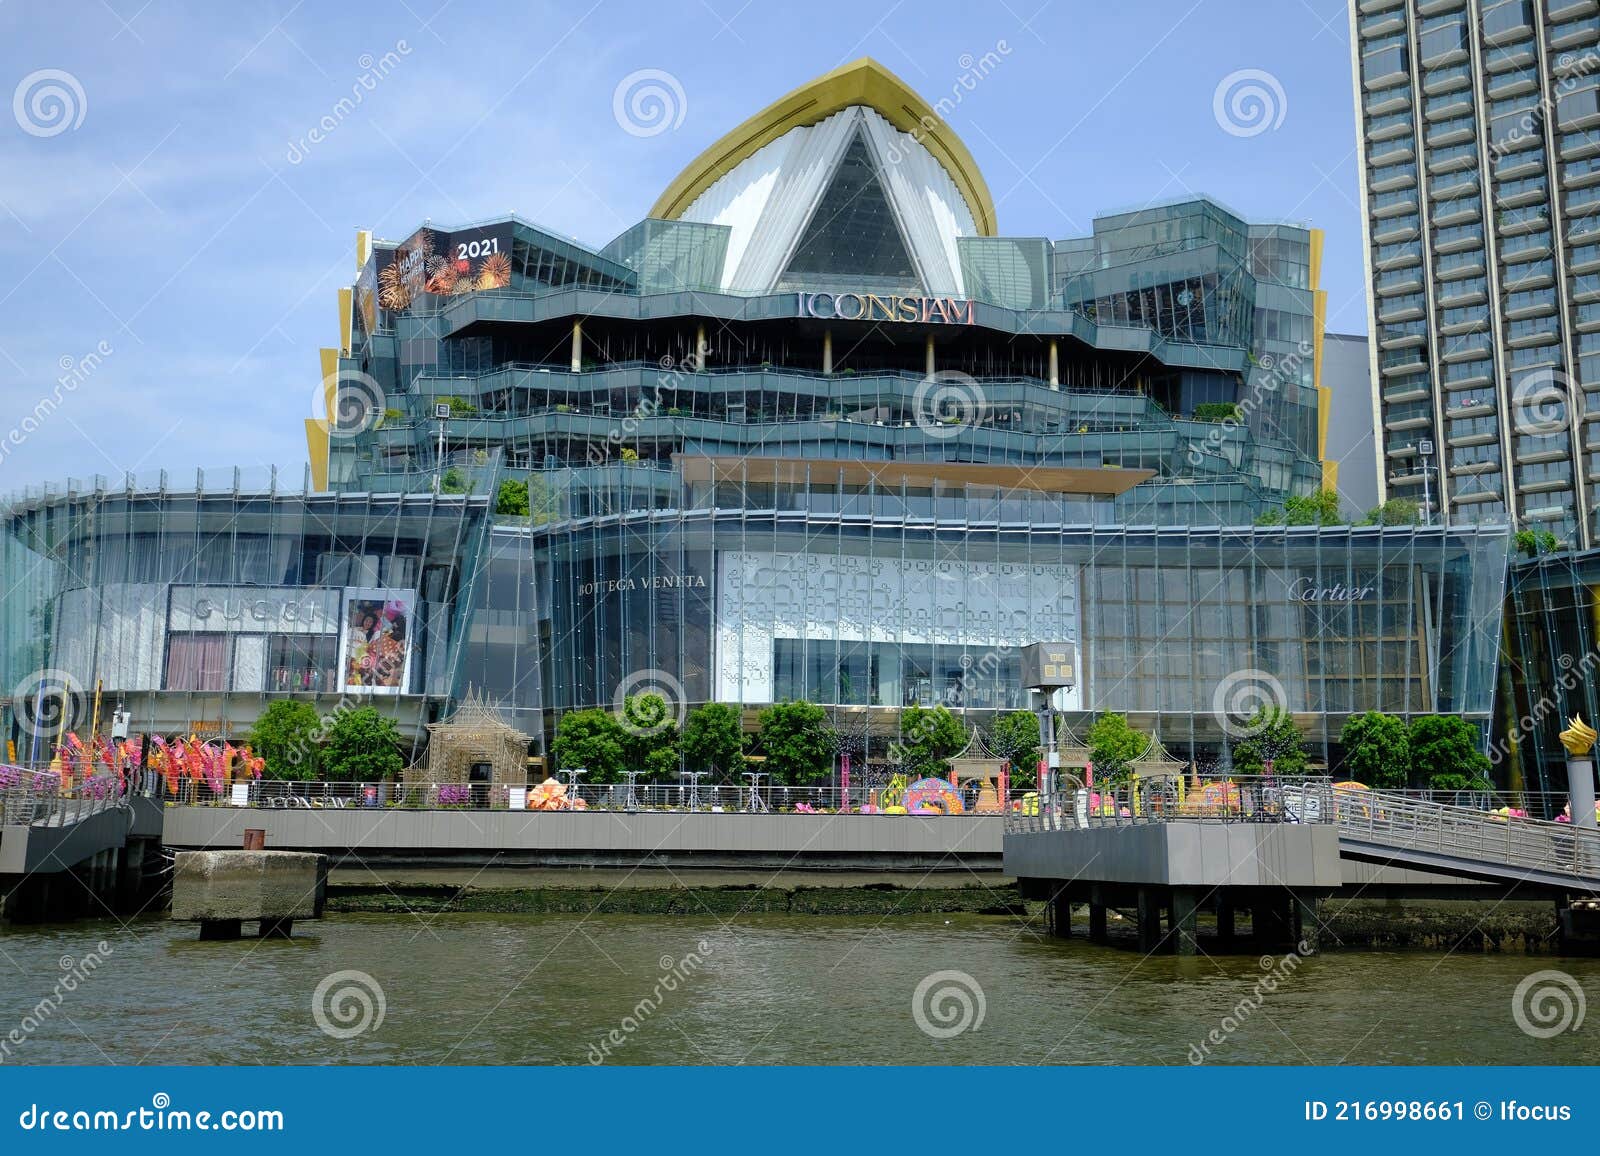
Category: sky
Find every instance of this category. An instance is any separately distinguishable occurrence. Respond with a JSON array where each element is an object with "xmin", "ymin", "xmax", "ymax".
[{"xmin": 0, "ymin": 0, "xmax": 1365, "ymax": 489}]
